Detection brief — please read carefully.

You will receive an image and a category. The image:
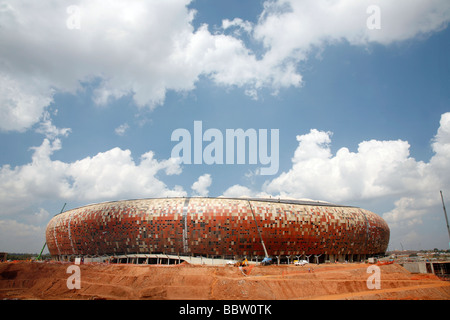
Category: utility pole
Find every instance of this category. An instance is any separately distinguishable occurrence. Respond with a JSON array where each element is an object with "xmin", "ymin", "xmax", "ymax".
[{"xmin": 440, "ymin": 191, "xmax": 450, "ymax": 250}]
